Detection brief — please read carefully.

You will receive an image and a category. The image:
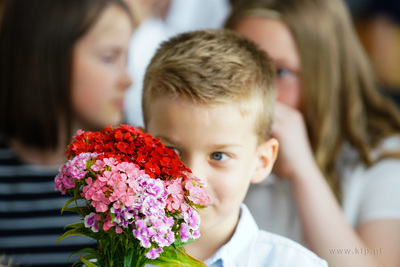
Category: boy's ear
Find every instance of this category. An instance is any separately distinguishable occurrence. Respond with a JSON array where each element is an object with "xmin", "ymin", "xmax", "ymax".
[{"xmin": 250, "ymin": 138, "xmax": 279, "ymax": 184}]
